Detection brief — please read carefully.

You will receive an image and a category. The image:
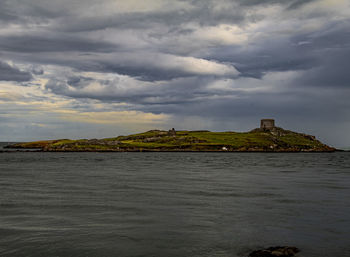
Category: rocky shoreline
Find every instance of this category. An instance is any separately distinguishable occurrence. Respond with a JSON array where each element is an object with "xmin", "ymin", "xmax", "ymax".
[{"xmin": 249, "ymin": 246, "xmax": 300, "ymax": 257}]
